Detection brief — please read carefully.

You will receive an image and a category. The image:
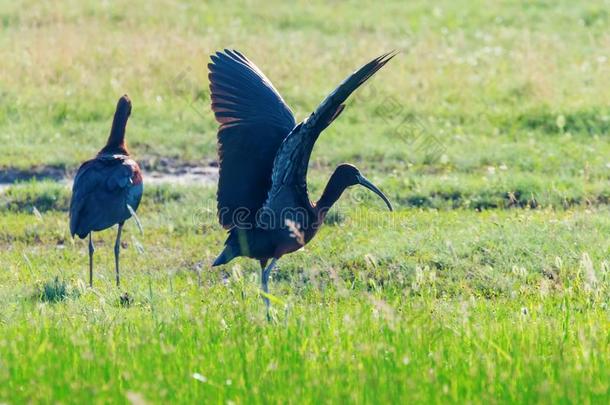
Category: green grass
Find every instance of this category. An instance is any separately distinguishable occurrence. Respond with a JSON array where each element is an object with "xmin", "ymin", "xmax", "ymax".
[
  {"xmin": 2, "ymin": 185, "xmax": 610, "ymax": 403},
  {"xmin": 1, "ymin": 0, "xmax": 610, "ymax": 403}
]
